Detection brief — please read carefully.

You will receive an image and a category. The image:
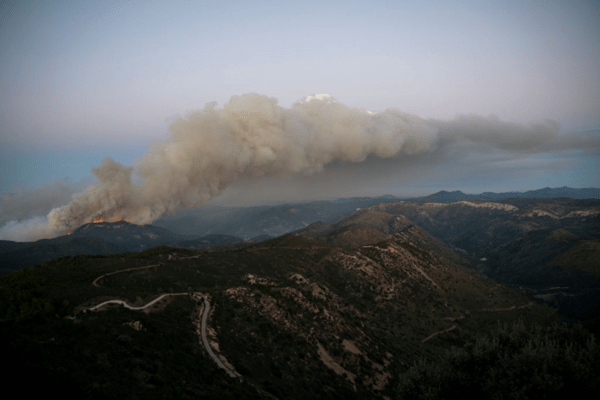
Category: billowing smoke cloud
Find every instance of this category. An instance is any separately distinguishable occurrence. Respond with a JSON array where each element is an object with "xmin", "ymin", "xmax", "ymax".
[
  {"xmin": 0, "ymin": 179, "xmax": 85, "ymax": 226},
  {"xmin": 0, "ymin": 93, "xmax": 561, "ymax": 241},
  {"xmin": 436, "ymin": 114, "xmax": 560, "ymax": 151}
]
